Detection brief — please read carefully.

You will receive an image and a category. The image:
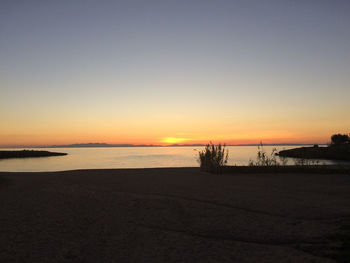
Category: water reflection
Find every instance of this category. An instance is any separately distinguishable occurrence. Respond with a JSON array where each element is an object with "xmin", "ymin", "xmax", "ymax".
[{"xmin": 0, "ymin": 146, "xmax": 347, "ymax": 172}]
